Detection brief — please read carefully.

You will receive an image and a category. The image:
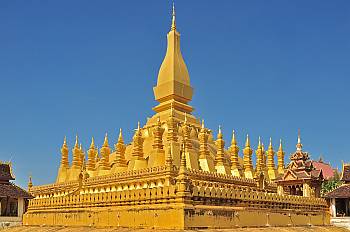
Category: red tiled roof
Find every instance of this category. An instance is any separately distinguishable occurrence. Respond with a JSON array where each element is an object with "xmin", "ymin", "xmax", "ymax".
[
  {"xmin": 0, "ymin": 183, "xmax": 33, "ymax": 198},
  {"xmin": 0, "ymin": 163, "xmax": 14, "ymax": 181},
  {"xmin": 325, "ymin": 184, "xmax": 350, "ymax": 198},
  {"xmin": 312, "ymin": 161, "xmax": 334, "ymax": 180}
]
